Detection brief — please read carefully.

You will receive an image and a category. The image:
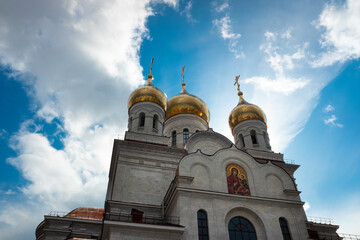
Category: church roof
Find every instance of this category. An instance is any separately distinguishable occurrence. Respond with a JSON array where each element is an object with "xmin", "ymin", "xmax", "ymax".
[{"xmin": 64, "ymin": 207, "xmax": 104, "ymax": 221}]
